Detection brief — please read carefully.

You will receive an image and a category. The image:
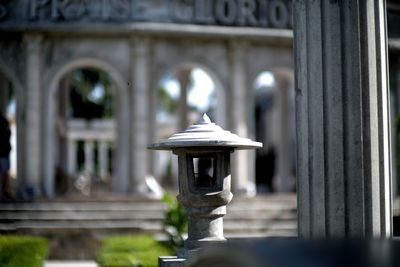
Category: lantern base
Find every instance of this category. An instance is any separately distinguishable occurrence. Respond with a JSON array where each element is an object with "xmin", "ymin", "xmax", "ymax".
[
  {"xmin": 158, "ymin": 239, "xmax": 229, "ymax": 266},
  {"xmin": 158, "ymin": 256, "xmax": 186, "ymax": 267},
  {"xmin": 184, "ymin": 237, "xmax": 227, "ymax": 251}
]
